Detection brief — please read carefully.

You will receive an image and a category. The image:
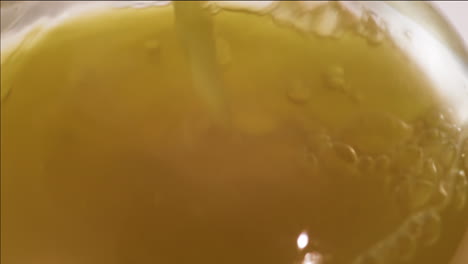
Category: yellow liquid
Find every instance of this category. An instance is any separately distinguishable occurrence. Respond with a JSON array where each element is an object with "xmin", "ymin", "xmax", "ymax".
[{"xmin": 1, "ymin": 3, "xmax": 467, "ymax": 264}]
